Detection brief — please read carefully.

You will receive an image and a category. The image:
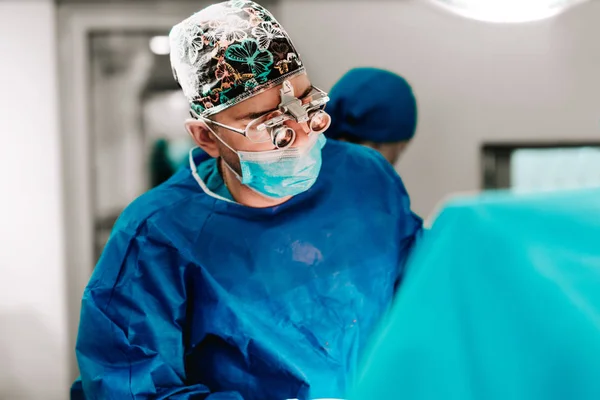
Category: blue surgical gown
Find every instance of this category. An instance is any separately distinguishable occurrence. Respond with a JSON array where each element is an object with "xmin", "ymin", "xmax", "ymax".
[
  {"xmin": 74, "ymin": 139, "xmax": 422, "ymax": 400},
  {"xmin": 349, "ymin": 189, "xmax": 600, "ymax": 400}
]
